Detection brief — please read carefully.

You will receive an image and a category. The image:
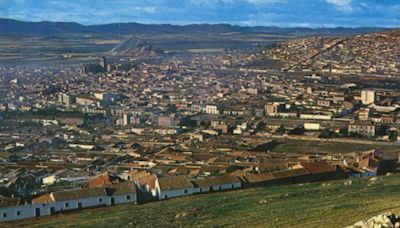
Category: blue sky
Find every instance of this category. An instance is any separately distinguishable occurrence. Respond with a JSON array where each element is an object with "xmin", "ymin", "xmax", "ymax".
[{"xmin": 0, "ymin": 0, "xmax": 399, "ymax": 27}]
